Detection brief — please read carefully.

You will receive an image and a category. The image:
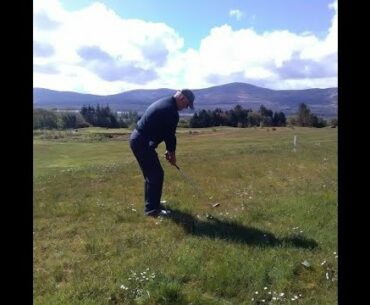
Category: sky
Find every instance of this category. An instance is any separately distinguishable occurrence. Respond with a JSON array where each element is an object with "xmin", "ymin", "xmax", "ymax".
[{"xmin": 33, "ymin": 0, "xmax": 338, "ymax": 95}]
